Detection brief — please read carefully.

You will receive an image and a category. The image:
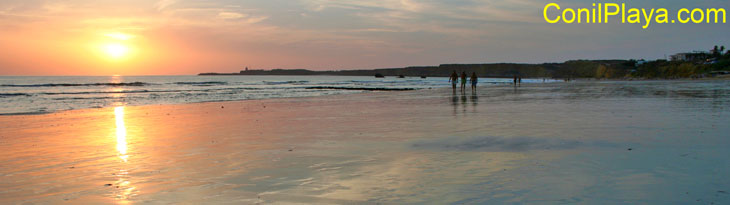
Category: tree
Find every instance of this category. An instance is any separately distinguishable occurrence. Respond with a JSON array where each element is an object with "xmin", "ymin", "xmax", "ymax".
[
  {"xmin": 721, "ymin": 46, "xmax": 726, "ymax": 53},
  {"xmin": 595, "ymin": 65, "xmax": 608, "ymax": 79},
  {"xmin": 713, "ymin": 45, "xmax": 719, "ymax": 54},
  {"xmin": 623, "ymin": 59, "xmax": 638, "ymax": 67}
]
